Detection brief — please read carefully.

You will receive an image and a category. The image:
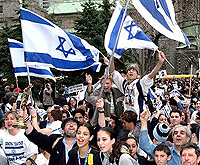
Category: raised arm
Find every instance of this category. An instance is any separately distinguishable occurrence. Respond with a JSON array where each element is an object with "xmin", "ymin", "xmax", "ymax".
[
  {"xmin": 104, "ymin": 55, "xmax": 115, "ymax": 73},
  {"xmin": 139, "ymin": 107, "xmax": 156, "ymax": 158},
  {"xmin": 86, "ymin": 73, "xmax": 93, "ymax": 93},
  {"xmin": 148, "ymin": 50, "xmax": 165, "ymax": 79},
  {"xmin": 29, "ymin": 106, "xmax": 52, "ymax": 135},
  {"xmin": 96, "ymin": 98, "xmax": 106, "ymax": 128}
]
